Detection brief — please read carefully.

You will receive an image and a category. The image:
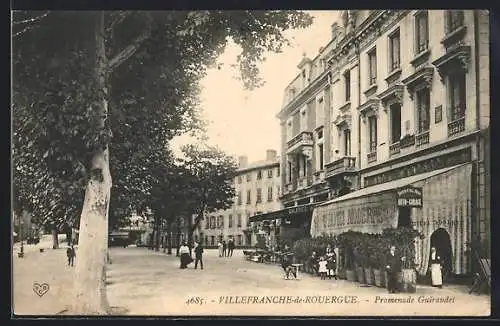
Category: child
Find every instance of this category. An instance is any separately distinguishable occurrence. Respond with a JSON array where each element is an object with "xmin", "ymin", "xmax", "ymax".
[{"xmin": 318, "ymin": 256, "xmax": 328, "ymax": 280}]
